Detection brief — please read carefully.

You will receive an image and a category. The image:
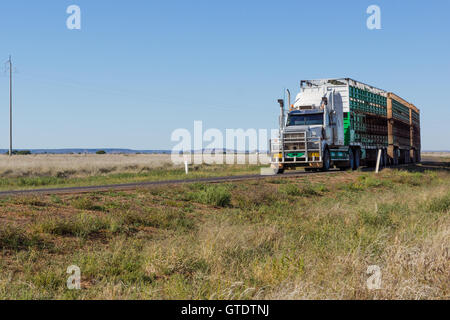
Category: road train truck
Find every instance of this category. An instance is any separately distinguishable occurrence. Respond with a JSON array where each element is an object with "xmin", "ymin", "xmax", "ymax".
[{"xmin": 271, "ymin": 78, "xmax": 421, "ymax": 174}]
